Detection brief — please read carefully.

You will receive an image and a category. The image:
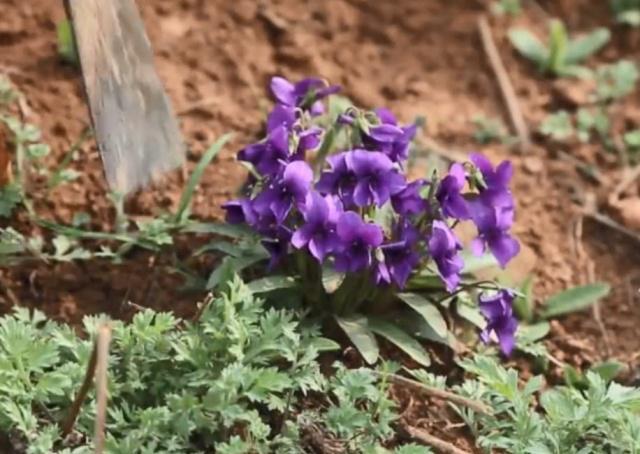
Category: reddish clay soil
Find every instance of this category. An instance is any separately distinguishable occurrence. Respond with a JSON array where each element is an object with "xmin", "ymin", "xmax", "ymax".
[{"xmin": 2, "ymin": 0, "xmax": 640, "ymax": 449}]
